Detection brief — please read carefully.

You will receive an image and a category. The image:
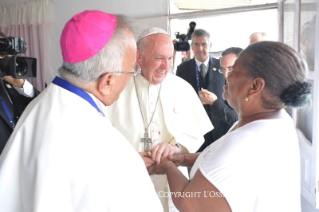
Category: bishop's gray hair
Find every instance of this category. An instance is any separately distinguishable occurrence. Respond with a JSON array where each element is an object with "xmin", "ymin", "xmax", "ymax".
[{"xmin": 58, "ymin": 15, "xmax": 136, "ymax": 82}]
